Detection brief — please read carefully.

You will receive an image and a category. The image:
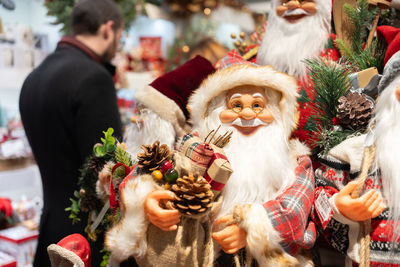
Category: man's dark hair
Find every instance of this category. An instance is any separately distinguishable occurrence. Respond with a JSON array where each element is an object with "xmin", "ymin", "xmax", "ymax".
[{"xmin": 71, "ymin": 0, "xmax": 123, "ymax": 35}]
